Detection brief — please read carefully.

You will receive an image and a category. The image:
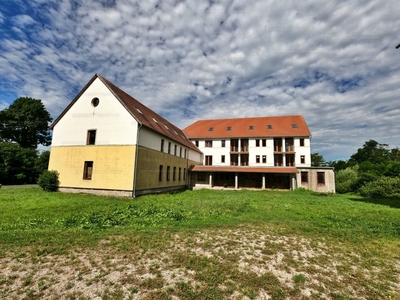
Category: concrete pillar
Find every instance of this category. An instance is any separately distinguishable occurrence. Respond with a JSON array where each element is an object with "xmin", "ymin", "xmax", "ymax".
[
  {"xmin": 209, "ymin": 174, "xmax": 213, "ymax": 188},
  {"xmin": 235, "ymin": 173, "xmax": 238, "ymax": 189},
  {"xmin": 282, "ymin": 137, "xmax": 286, "ymax": 166},
  {"xmin": 238, "ymin": 139, "xmax": 241, "ymax": 166},
  {"xmin": 262, "ymin": 174, "xmax": 265, "ymax": 189}
]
